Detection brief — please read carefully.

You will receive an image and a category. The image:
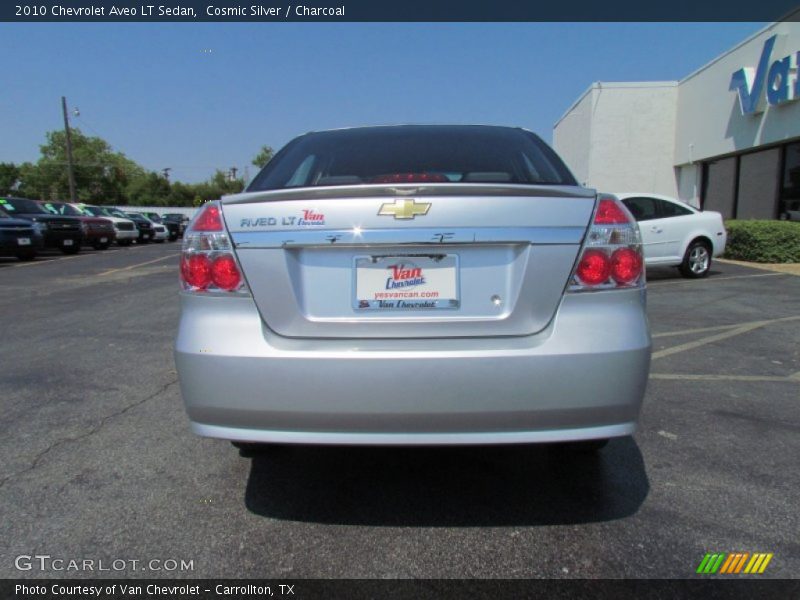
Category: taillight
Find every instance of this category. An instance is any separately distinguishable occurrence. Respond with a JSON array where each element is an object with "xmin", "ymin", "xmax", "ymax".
[
  {"xmin": 576, "ymin": 249, "xmax": 611, "ymax": 285},
  {"xmin": 610, "ymin": 247, "xmax": 643, "ymax": 284},
  {"xmin": 192, "ymin": 203, "xmax": 224, "ymax": 231},
  {"xmin": 181, "ymin": 254, "xmax": 211, "ymax": 288},
  {"xmin": 210, "ymin": 255, "xmax": 241, "ymax": 291},
  {"xmin": 180, "ymin": 201, "xmax": 248, "ymax": 294},
  {"xmin": 593, "ymin": 198, "xmax": 630, "ymax": 224},
  {"xmin": 569, "ymin": 194, "xmax": 644, "ymax": 292}
]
